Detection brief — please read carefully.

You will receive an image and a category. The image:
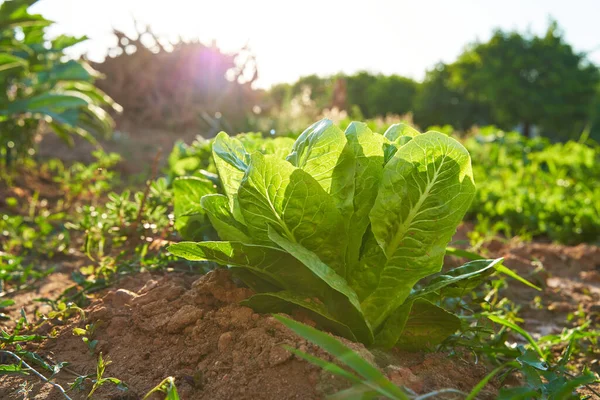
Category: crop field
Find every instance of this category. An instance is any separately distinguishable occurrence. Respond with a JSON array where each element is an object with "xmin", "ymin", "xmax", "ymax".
[{"xmin": 1, "ymin": 1, "xmax": 600, "ymax": 400}]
